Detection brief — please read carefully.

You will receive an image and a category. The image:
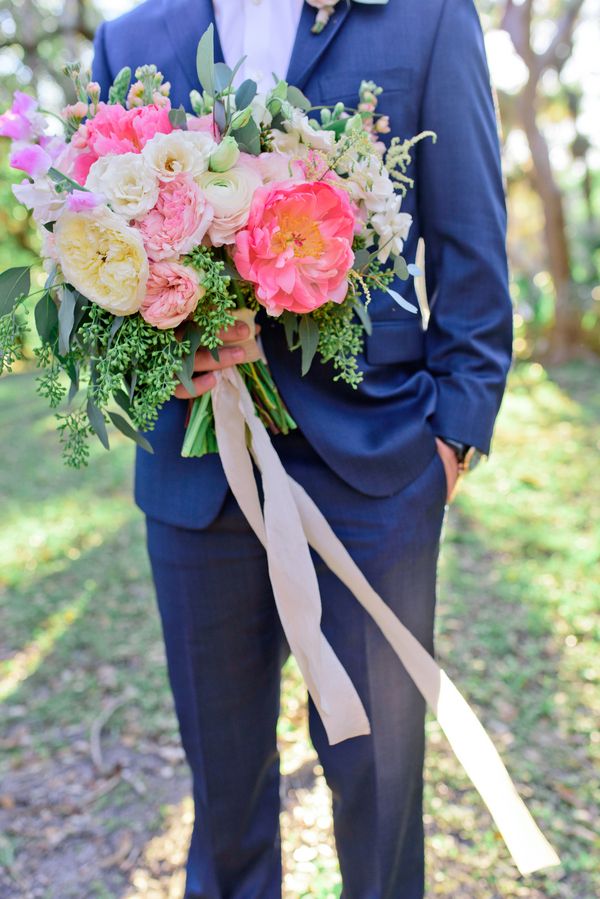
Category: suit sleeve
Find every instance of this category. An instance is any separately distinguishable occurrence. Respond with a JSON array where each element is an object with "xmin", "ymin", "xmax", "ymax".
[
  {"xmin": 417, "ymin": 0, "xmax": 513, "ymax": 455},
  {"xmin": 91, "ymin": 22, "xmax": 113, "ymax": 97}
]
